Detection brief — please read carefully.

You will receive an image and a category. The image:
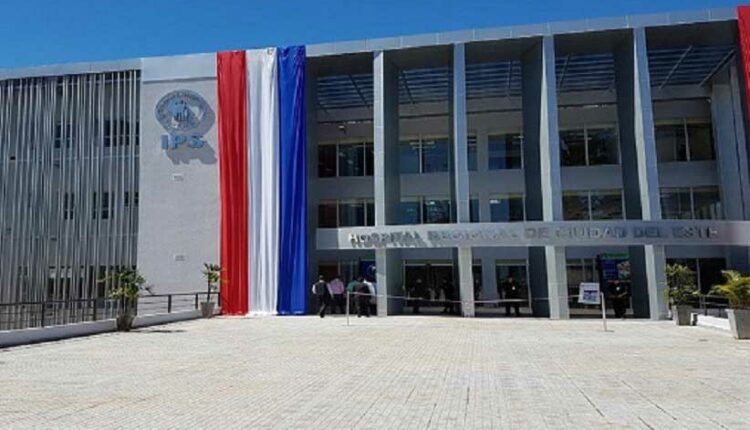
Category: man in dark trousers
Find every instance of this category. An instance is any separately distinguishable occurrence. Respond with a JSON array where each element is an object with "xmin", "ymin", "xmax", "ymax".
[
  {"xmin": 608, "ymin": 279, "xmax": 630, "ymax": 319},
  {"xmin": 441, "ymin": 278, "xmax": 456, "ymax": 315},
  {"xmin": 500, "ymin": 275, "xmax": 521, "ymax": 317},
  {"xmin": 355, "ymin": 277, "xmax": 371, "ymax": 317},
  {"xmin": 311, "ymin": 275, "xmax": 331, "ymax": 318}
]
